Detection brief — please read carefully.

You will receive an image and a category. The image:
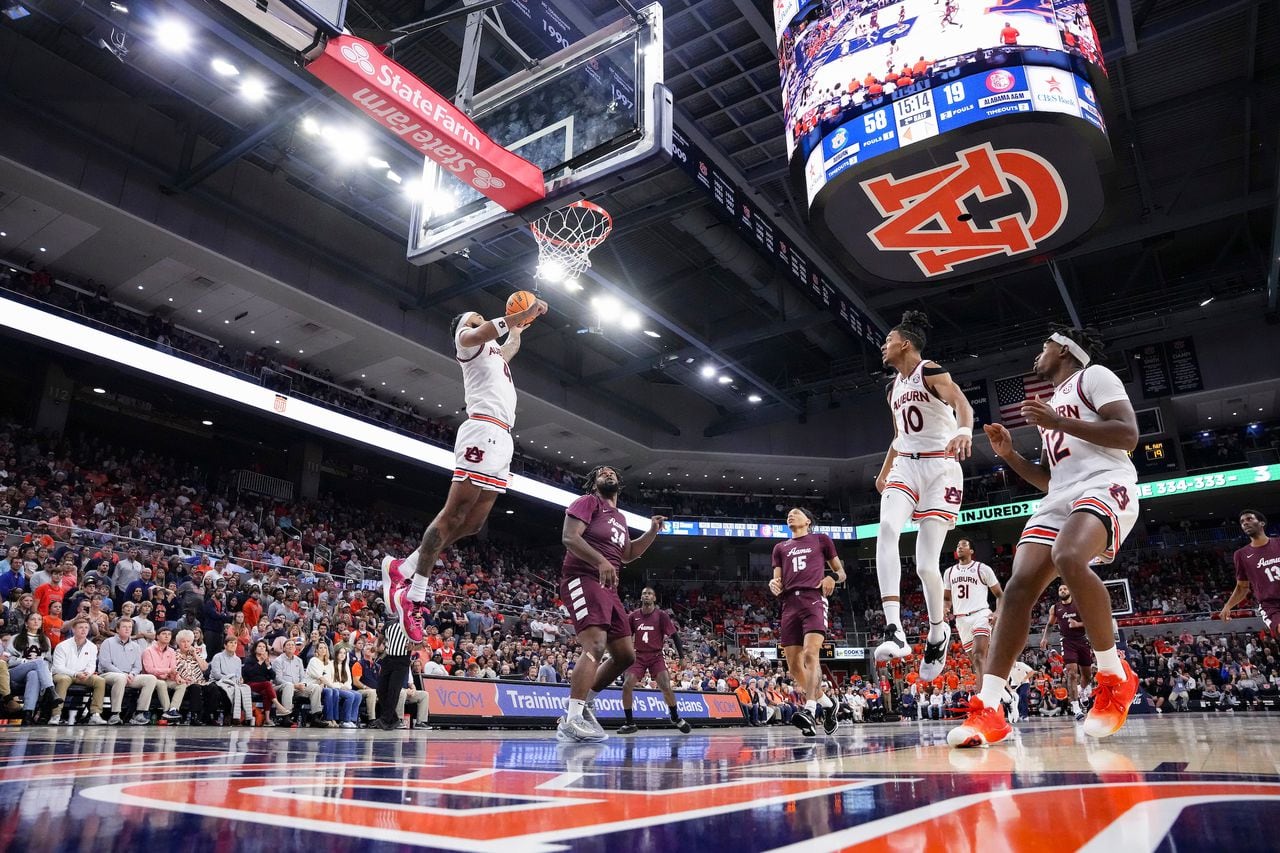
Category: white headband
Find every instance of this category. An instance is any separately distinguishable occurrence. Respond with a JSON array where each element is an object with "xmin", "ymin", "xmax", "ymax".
[{"xmin": 1049, "ymin": 332, "xmax": 1091, "ymax": 366}]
